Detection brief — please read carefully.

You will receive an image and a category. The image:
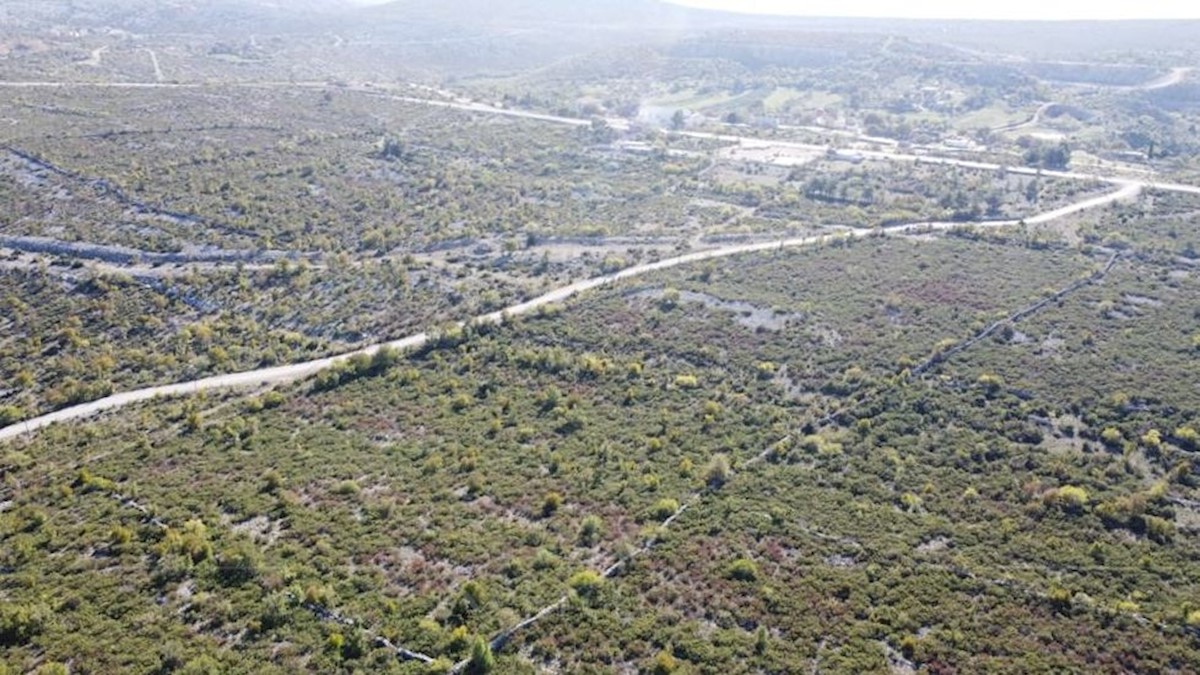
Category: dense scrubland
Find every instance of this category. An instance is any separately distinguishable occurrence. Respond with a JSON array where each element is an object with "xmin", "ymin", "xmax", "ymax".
[
  {"xmin": 4, "ymin": 1, "xmax": 1200, "ymax": 673},
  {"xmin": 5, "ymin": 237, "xmax": 1200, "ymax": 673}
]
